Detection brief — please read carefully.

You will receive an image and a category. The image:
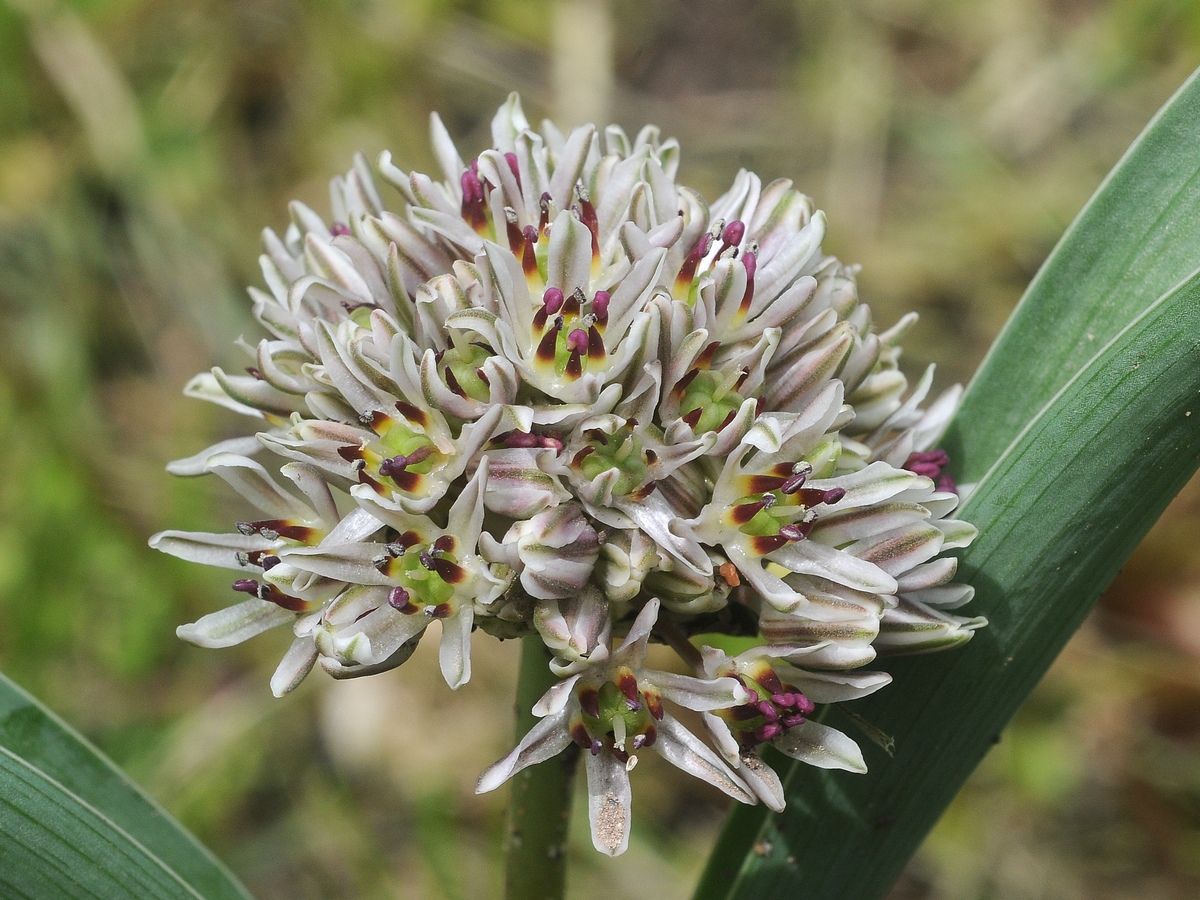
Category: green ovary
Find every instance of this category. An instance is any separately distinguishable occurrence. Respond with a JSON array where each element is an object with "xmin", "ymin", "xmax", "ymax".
[
  {"xmin": 679, "ymin": 370, "xmax": 743, "ymax": 433},
  {"xmin": 578, "ymin": 430, "xmax": 650, "ymax": 495},
  {"xmin": 581, "ymin": 681, "xmax": 654, "ymax": 744}
]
